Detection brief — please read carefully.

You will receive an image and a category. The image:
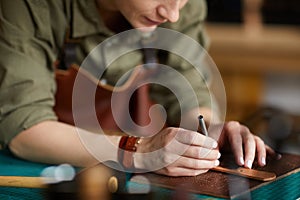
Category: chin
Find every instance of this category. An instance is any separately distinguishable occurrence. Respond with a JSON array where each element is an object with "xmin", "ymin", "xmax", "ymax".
[{"xmin": 137, "ymin": 26, "xmax": 157, "ymax": 33}]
